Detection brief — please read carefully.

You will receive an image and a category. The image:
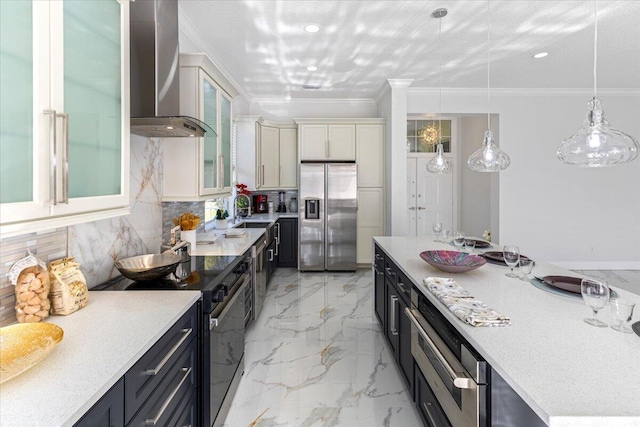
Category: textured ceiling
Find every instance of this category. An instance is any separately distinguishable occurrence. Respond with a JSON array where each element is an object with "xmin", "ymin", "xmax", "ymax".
[{"xmin": 178, "ymin": 1, "xmax": 640, "ymax": 99}]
